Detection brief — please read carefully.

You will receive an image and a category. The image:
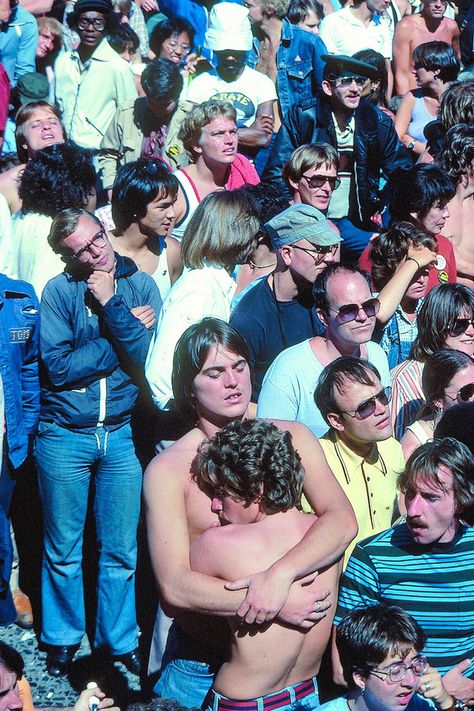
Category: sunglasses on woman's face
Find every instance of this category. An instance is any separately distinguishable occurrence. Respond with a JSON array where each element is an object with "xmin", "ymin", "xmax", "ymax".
[
  {"xmin": 446, "ymin": 382, "xmax": 474, "ymax": 404},
  {"xmin": 448, "ymin": 317, "xmax": 474, "ymax": 337}
]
